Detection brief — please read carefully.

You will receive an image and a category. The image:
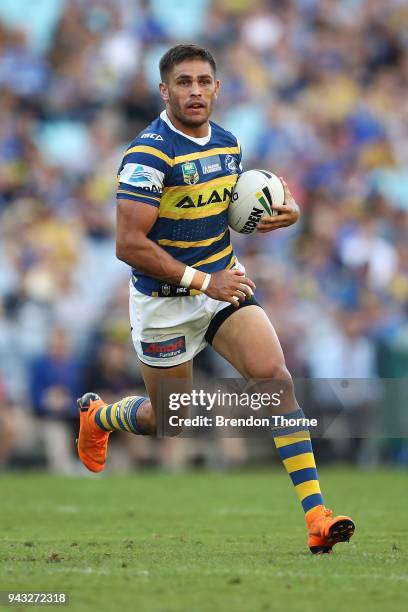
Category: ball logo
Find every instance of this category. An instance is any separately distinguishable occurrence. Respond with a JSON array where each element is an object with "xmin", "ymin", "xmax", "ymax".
[
  {"xmin": 255, "ymin": 187, "xmax": 273, "ymax": 216},
  {"xmin": 240, "ymin": 206, "xmax": 264, "ymax": 234},
  {"xmin": 228, "ymin": 169, "xmax": 283, "ymax": 233}
]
